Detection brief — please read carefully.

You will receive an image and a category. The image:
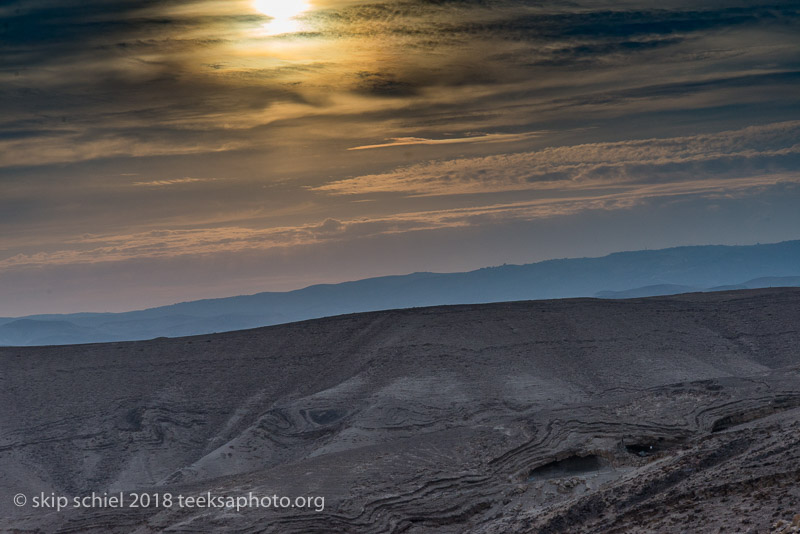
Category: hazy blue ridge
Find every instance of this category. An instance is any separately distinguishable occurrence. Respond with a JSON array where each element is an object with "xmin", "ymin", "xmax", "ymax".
[{"xmin": 3, "ymin": 240, "xmax": 800, "ymax": 346}]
